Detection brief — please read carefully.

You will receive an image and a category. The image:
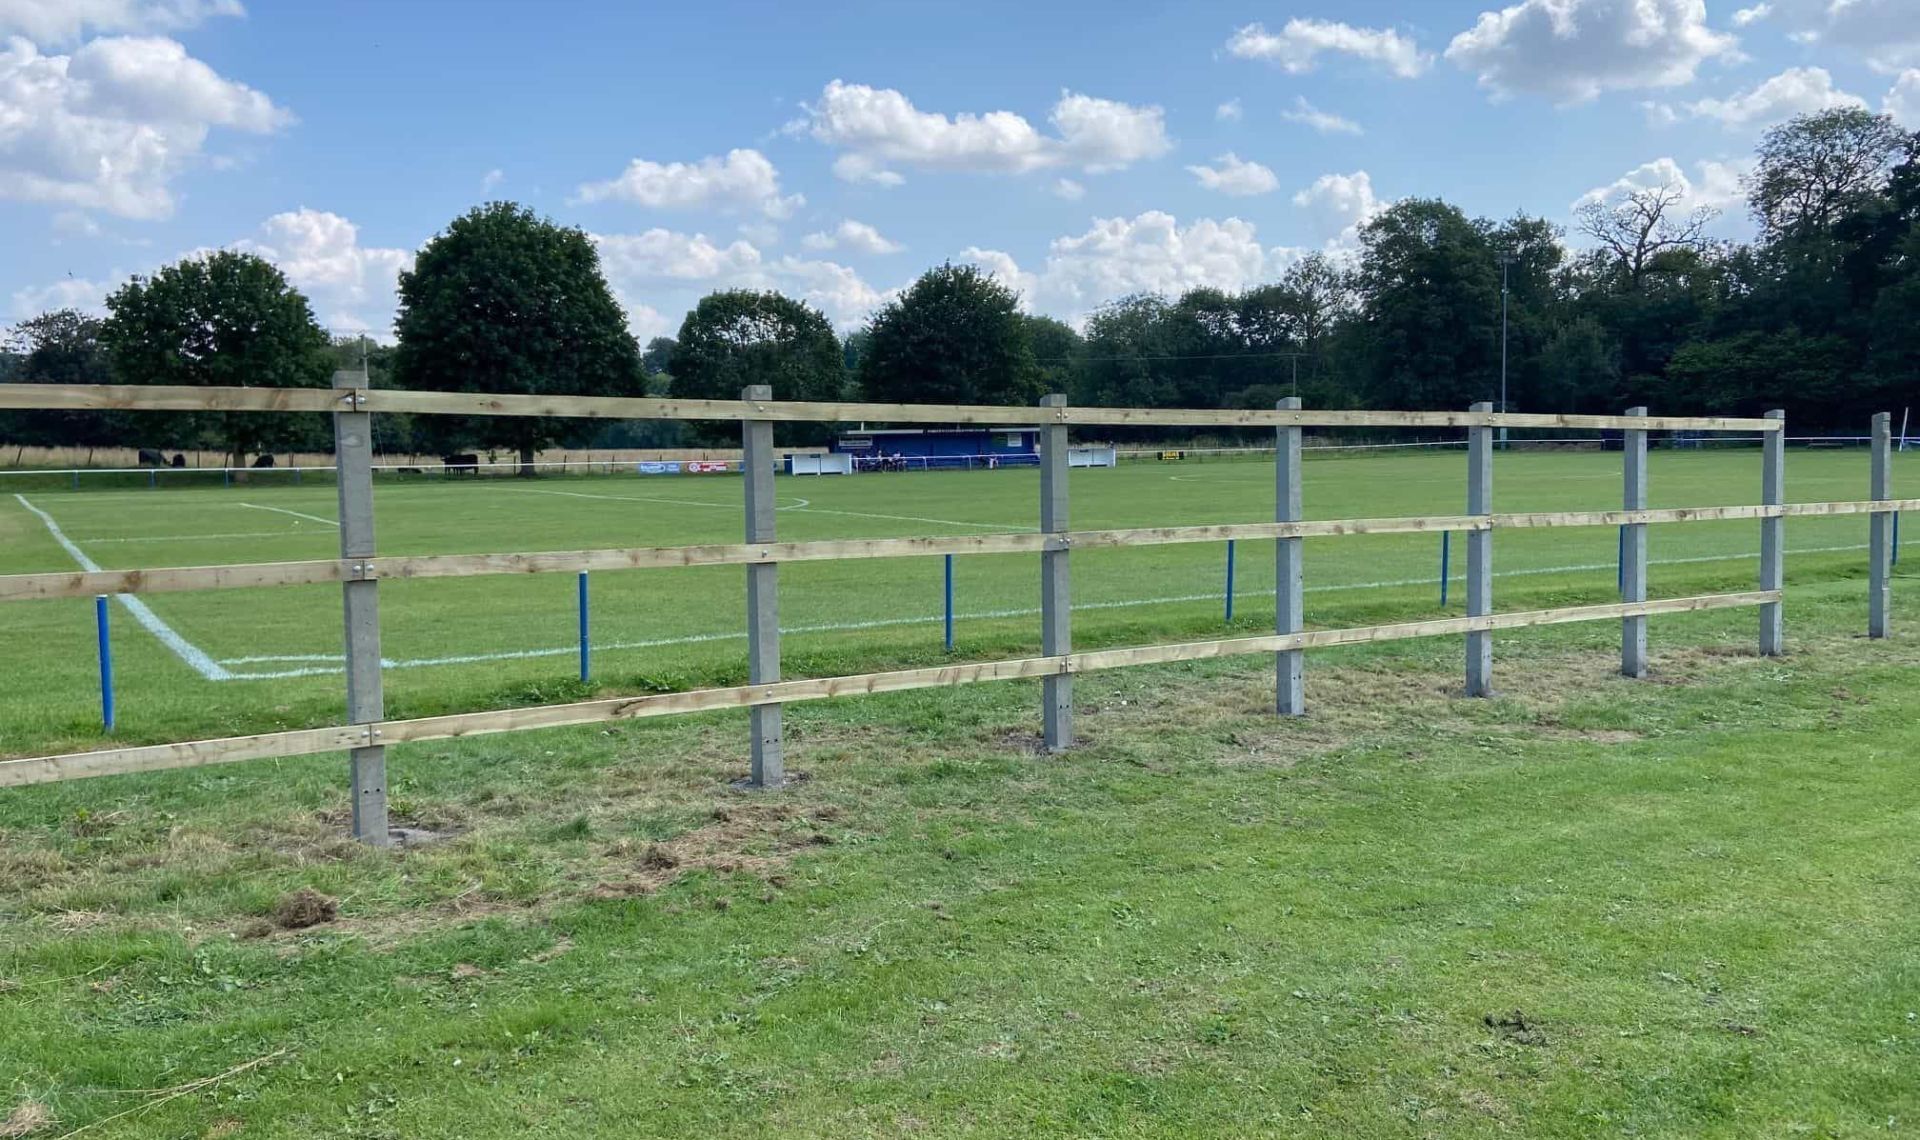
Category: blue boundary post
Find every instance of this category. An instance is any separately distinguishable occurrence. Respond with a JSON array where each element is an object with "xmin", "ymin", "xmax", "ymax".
[
  {"xmin": 96, "ymin": 595, "xmax": 114, "ymax": 732},
  {"xmin": 1224, "ymin": 539, "xmax": 1237, "ymax": 623},
  {"xmin": 1440, "ymin": 530, "xmax": 1451, "ymax": 607},
  {"xmin": 943, "ymin": 554, "xmax": 955, "ymax": 651},
  {"xmin": 577, "ymin": 571, "xmax": 590, "ymax": 682}
]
